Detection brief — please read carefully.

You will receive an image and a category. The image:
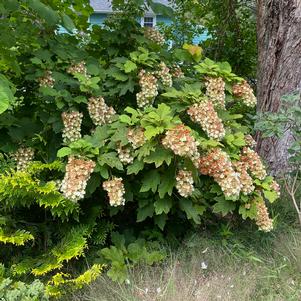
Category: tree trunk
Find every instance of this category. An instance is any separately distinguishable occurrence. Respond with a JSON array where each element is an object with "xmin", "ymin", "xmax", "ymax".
[{"xmin": 256, "ymin": 0, "xmax": 301, "ymax": 173}]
